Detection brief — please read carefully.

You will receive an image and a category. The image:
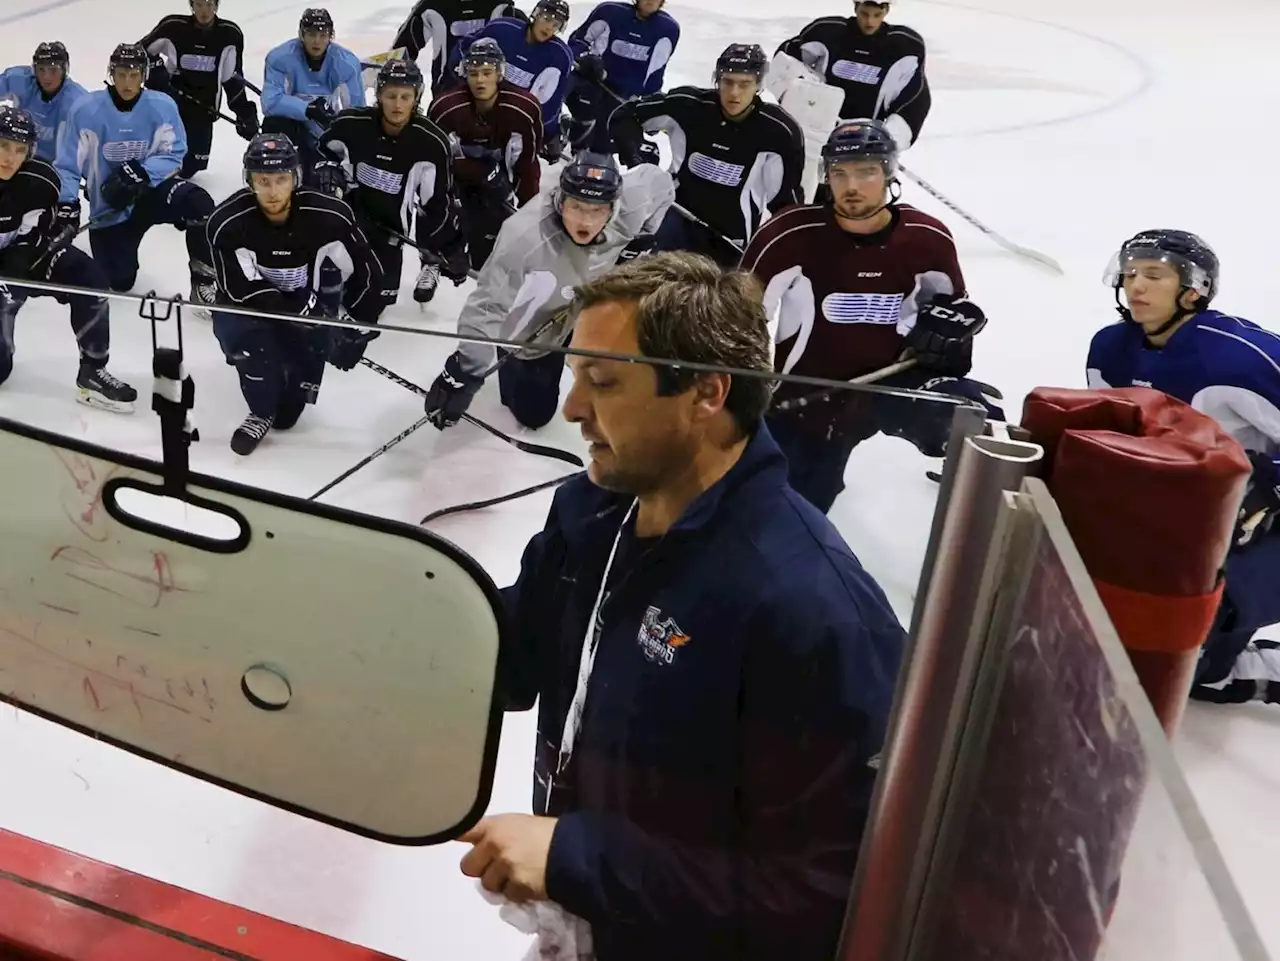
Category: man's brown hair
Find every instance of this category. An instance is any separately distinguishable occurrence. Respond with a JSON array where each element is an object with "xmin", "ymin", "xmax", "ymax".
[{"xmin": 571, "ymin": 252, "xmax": 774, "ymax": 435}]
